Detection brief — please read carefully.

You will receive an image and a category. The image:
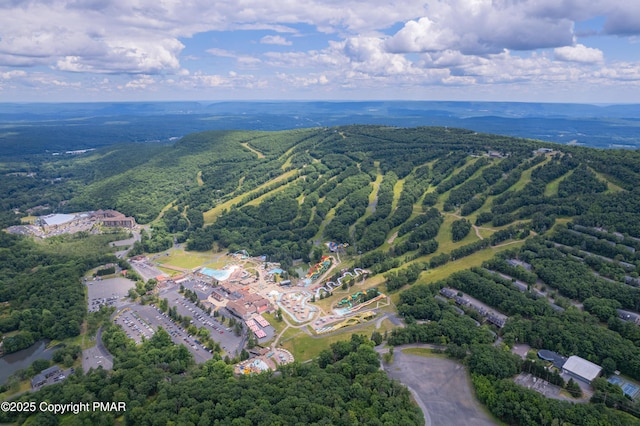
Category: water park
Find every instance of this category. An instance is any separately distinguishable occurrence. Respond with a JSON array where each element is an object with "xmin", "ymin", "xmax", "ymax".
[
  {"xmin": 313, "ymin": 268, "xmax": 367, "ymax": 298},
  {"xmin": 308, "ymin": 287, "xmax": 388, "ymax": 333},
  {"xmin": 199, "ymin": 265, "xmax": 241, "ymax": 281},
  {"xmin": 235, "ymin": 348, "xmax": 294, "ymax": 375},
  {"xmin": 314, "ymin": 311, "xmax": 376, "ymax": 334},
  {"xmin": 333, "ymin": 288, "xmax": 386, "ymax": 316},
  {"xmin": 278, "ymin": 291, "xmax": 318, "ymax": 323},
  {"xmin": 305, "ymin": 256, "xmax": 332, "ymax": 282}
]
